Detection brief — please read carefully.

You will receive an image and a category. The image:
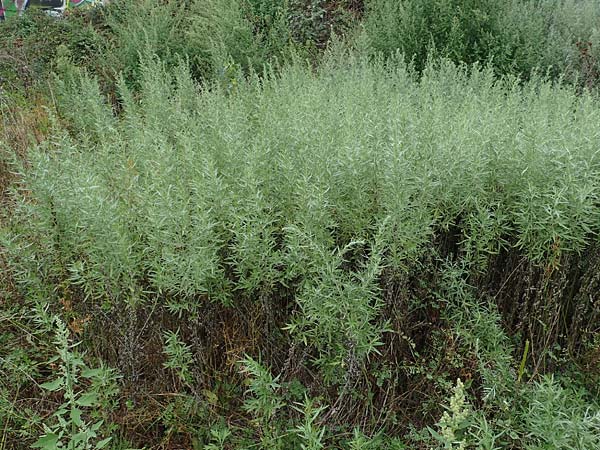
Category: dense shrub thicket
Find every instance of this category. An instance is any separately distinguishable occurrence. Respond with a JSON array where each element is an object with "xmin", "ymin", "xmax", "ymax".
[
  {"xmin": 1, "ymin": 0, "xmax": 600, "ymax": 449},
  {"xmin": 3, "ymin": 53, "xmax": 600, "ymax": 448},
  {"xmin": 364, "ymin": 0, "xmax": 600, "ymax": 83}
]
